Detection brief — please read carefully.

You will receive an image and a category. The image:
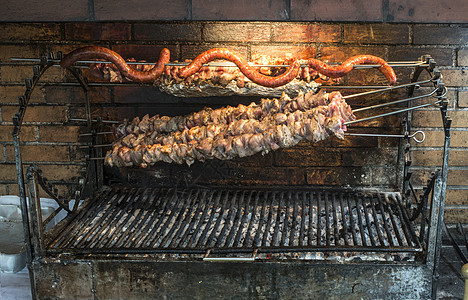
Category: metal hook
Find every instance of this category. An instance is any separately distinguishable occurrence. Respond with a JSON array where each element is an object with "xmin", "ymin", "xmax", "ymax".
[{"xmin": 409, "ymin": 130, "xmax": 425, "ymax": 143}]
